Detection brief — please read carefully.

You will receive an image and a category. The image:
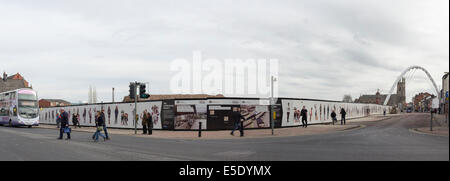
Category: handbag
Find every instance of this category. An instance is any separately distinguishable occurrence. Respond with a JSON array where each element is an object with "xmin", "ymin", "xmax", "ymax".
[
  {"xmin": 64, "ymin": 127, "xmax": 71, "ymax": 133},
  {"xmin": 97, "ymin": 126, "xmax": 103, "ymax": 132}
]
